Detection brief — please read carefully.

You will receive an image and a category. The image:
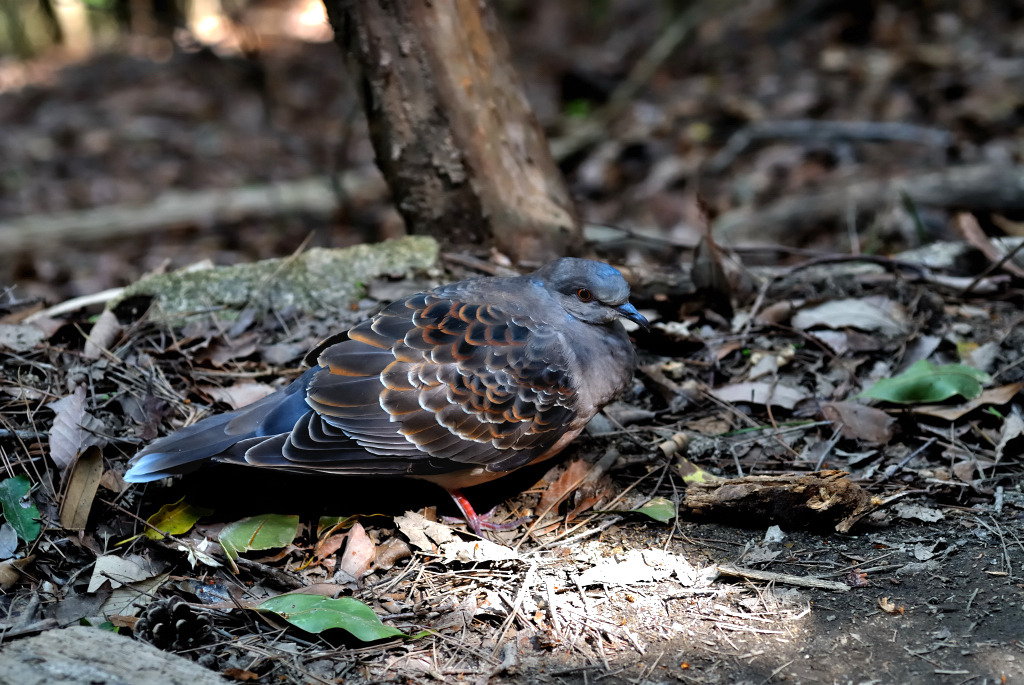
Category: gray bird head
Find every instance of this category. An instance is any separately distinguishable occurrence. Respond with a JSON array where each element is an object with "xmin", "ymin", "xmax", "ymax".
[{"xmin": 532, "ymin": 258, "xmax": 649, "ymax": 330}]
